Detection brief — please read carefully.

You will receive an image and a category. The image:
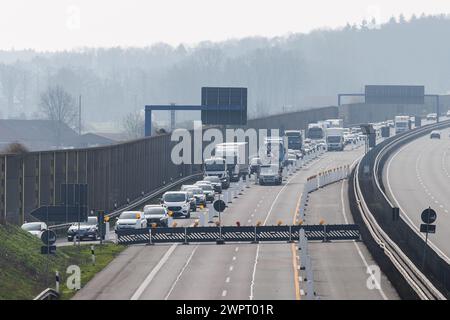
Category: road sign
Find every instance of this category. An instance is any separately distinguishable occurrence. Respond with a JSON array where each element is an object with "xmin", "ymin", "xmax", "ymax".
[
  {"xmin": 213, "ymin": 199, "xmax": 227, "ymax": 212},
  {"xmin": 365, "ymin": 85, "xmax": 424, "ymax": 104},
  {"xmin": 201, "ymin": 87, "xmax": 247, "ymax": 125},
  {"xmin": 41, "ymin": 245, "xmax": 57, "ymax": 255},
  {"xmin": 421, "ymin": 208, "xmax": 437, "ymax": 224},
  {"xmin": 30, "ymin": 205, "xmax": 88, "ymax": 224},
  {"xmin": 41, "ymin": 230, "xmax": 57, "ymax": 246},
  {"xmin": 420, "ymin": 224, "xmax": 436, "ymax": 234}
]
